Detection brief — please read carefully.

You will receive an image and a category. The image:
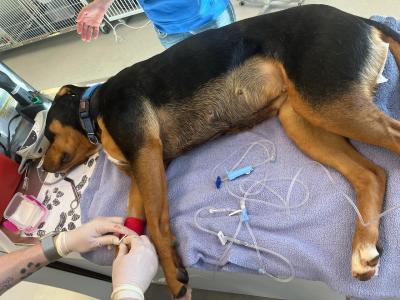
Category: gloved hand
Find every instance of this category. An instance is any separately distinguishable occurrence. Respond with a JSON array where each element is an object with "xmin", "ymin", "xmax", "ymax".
[
  {"xmin": 112, "ymin": 235, "xmax": 159, "ymax": 293},
  {"xmin": 55, "ymin": 216, "xmax": 135, "ymax": 255},
  {"xmin": 76, "ymin": 0, "xmax": 113, "ymax": 42}
]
